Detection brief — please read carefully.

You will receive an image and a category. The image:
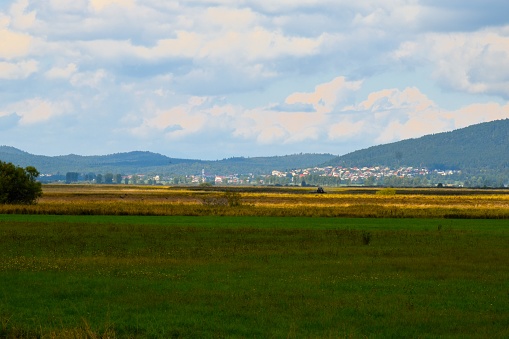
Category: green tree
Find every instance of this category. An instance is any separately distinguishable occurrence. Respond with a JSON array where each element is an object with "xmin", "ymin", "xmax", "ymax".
[
  {"xmin": 0, "ymin": 161, "xmax": 42, "ymax": 204},
  {"xmin": 104, "ymin": 173, "xmax": 114, "ymax": 184},
  {"xmin": 115, "ymin": 174, "xmax": 122, "ymax": 184},
  {"xmin": 364, "ymin": 176, "xmax": 376, "ymax": 186},
  {"xmin": 66, "ymin": 172, "xmax": 79, "ymax": 183}
]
